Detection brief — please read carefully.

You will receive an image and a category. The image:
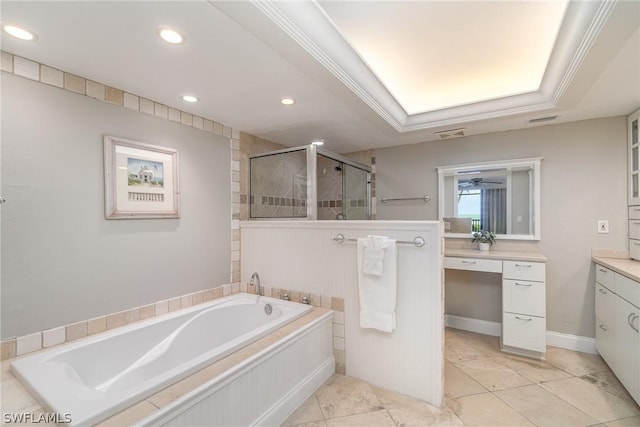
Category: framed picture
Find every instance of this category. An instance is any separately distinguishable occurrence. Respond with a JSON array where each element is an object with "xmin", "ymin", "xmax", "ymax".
[{"xmin": 104, "ymin": 135, "xmax": 180, "ymax": 219}]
